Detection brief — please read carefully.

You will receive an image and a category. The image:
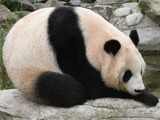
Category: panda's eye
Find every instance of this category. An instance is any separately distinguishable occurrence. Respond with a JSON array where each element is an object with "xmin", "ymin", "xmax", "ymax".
[{"xmin": 123, "ymin": 70, "xmax": 132, "ymax": 82}]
